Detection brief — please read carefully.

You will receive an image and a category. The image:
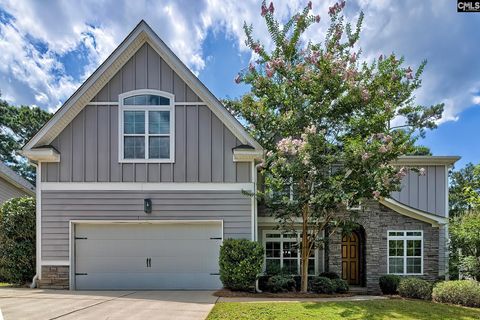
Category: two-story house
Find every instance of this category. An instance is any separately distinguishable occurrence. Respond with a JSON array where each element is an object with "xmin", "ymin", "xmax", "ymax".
[{"xmin": 22, "ymin": 21, "xmax": 458, "ymax": 293}]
